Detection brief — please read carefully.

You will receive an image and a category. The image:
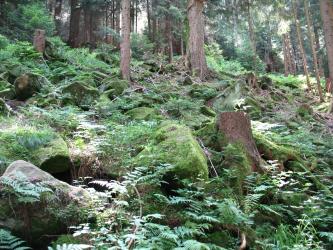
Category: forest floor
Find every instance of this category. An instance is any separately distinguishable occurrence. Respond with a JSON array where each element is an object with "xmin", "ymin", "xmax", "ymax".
[{"xmin": 1, "ymin": 39, "xmax": 333, "ymax": 249}]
